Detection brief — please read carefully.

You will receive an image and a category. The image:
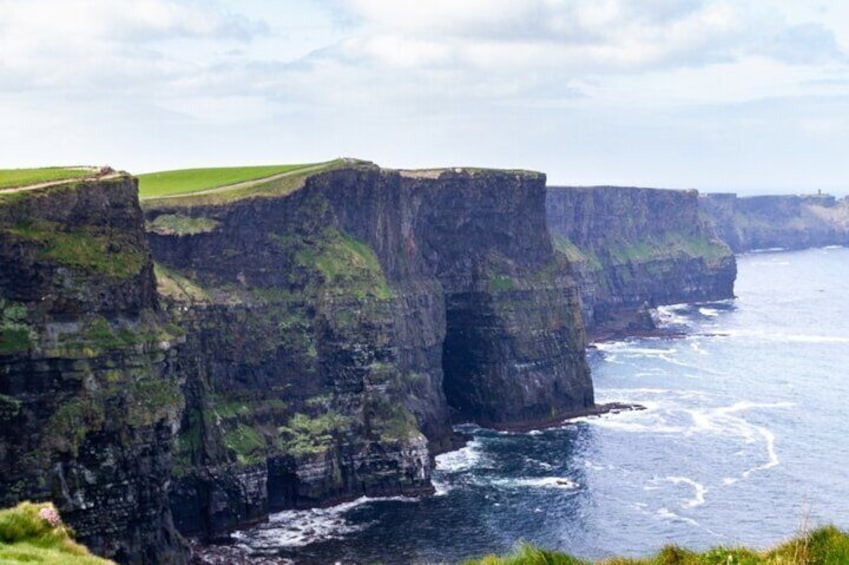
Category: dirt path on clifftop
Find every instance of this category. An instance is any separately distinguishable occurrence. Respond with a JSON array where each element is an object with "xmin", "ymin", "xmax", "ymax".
[
  {"xmin": 0, "ymin": 172, "xmax": 123, "ymax": 193},
  {"xmin": 139, "ymin": 161, "xmax": 338, "ymax": 201}
]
